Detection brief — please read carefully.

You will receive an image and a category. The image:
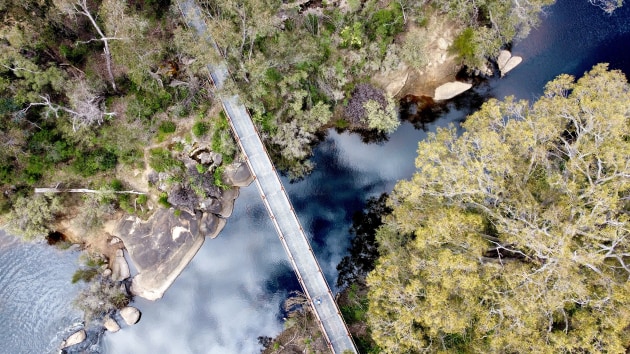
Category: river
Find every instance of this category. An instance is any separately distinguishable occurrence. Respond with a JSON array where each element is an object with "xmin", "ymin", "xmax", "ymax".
[
  {"xmin": 0, "ymin": 230, "xmax": 84, "ymax": 354},
  {"xmin": 1, "ymin": 0, "xmax": 629, "ymax": 353}
]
